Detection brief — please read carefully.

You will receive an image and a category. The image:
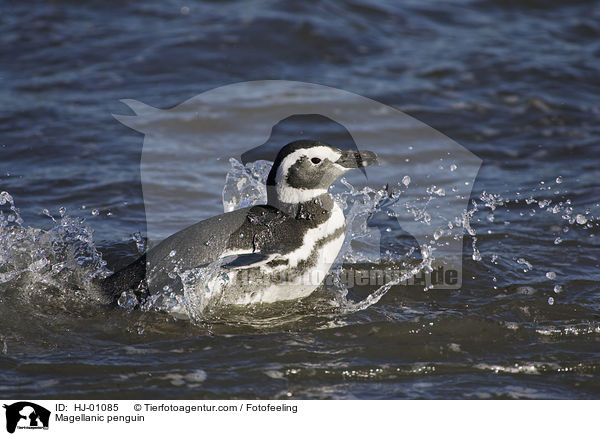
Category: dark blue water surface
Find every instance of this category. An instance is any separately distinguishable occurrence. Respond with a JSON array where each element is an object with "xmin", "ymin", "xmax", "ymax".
[{"xmin": 0, "ymin": 0, "xmax": 599, "ymax": 399}]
